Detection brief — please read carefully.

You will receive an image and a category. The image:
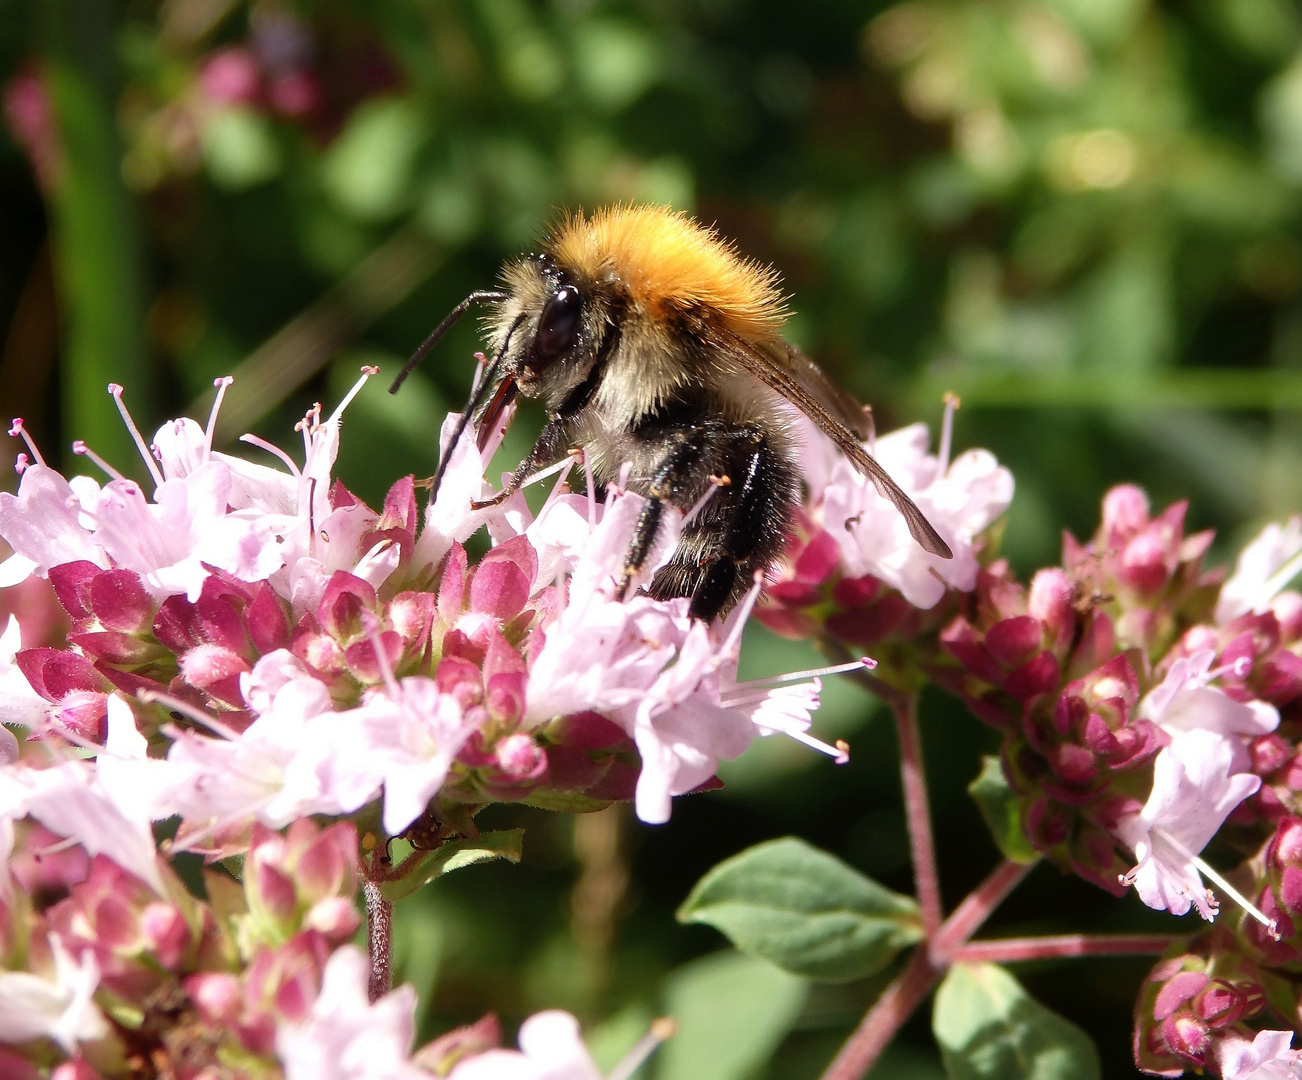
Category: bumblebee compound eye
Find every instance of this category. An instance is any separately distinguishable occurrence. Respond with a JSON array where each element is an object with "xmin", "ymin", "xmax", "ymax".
[{"xmin": 535, "ymin": 286, "xmax": 581, "ymax": 358}]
